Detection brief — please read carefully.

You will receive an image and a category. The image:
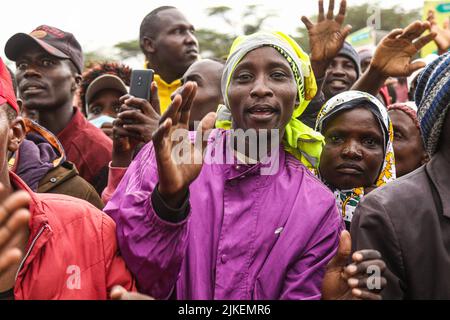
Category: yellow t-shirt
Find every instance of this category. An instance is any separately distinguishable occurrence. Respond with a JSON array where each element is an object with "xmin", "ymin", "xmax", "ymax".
[{"xmin": 154, "ymin": 74, "xmax": 181, "ymax": 114}]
